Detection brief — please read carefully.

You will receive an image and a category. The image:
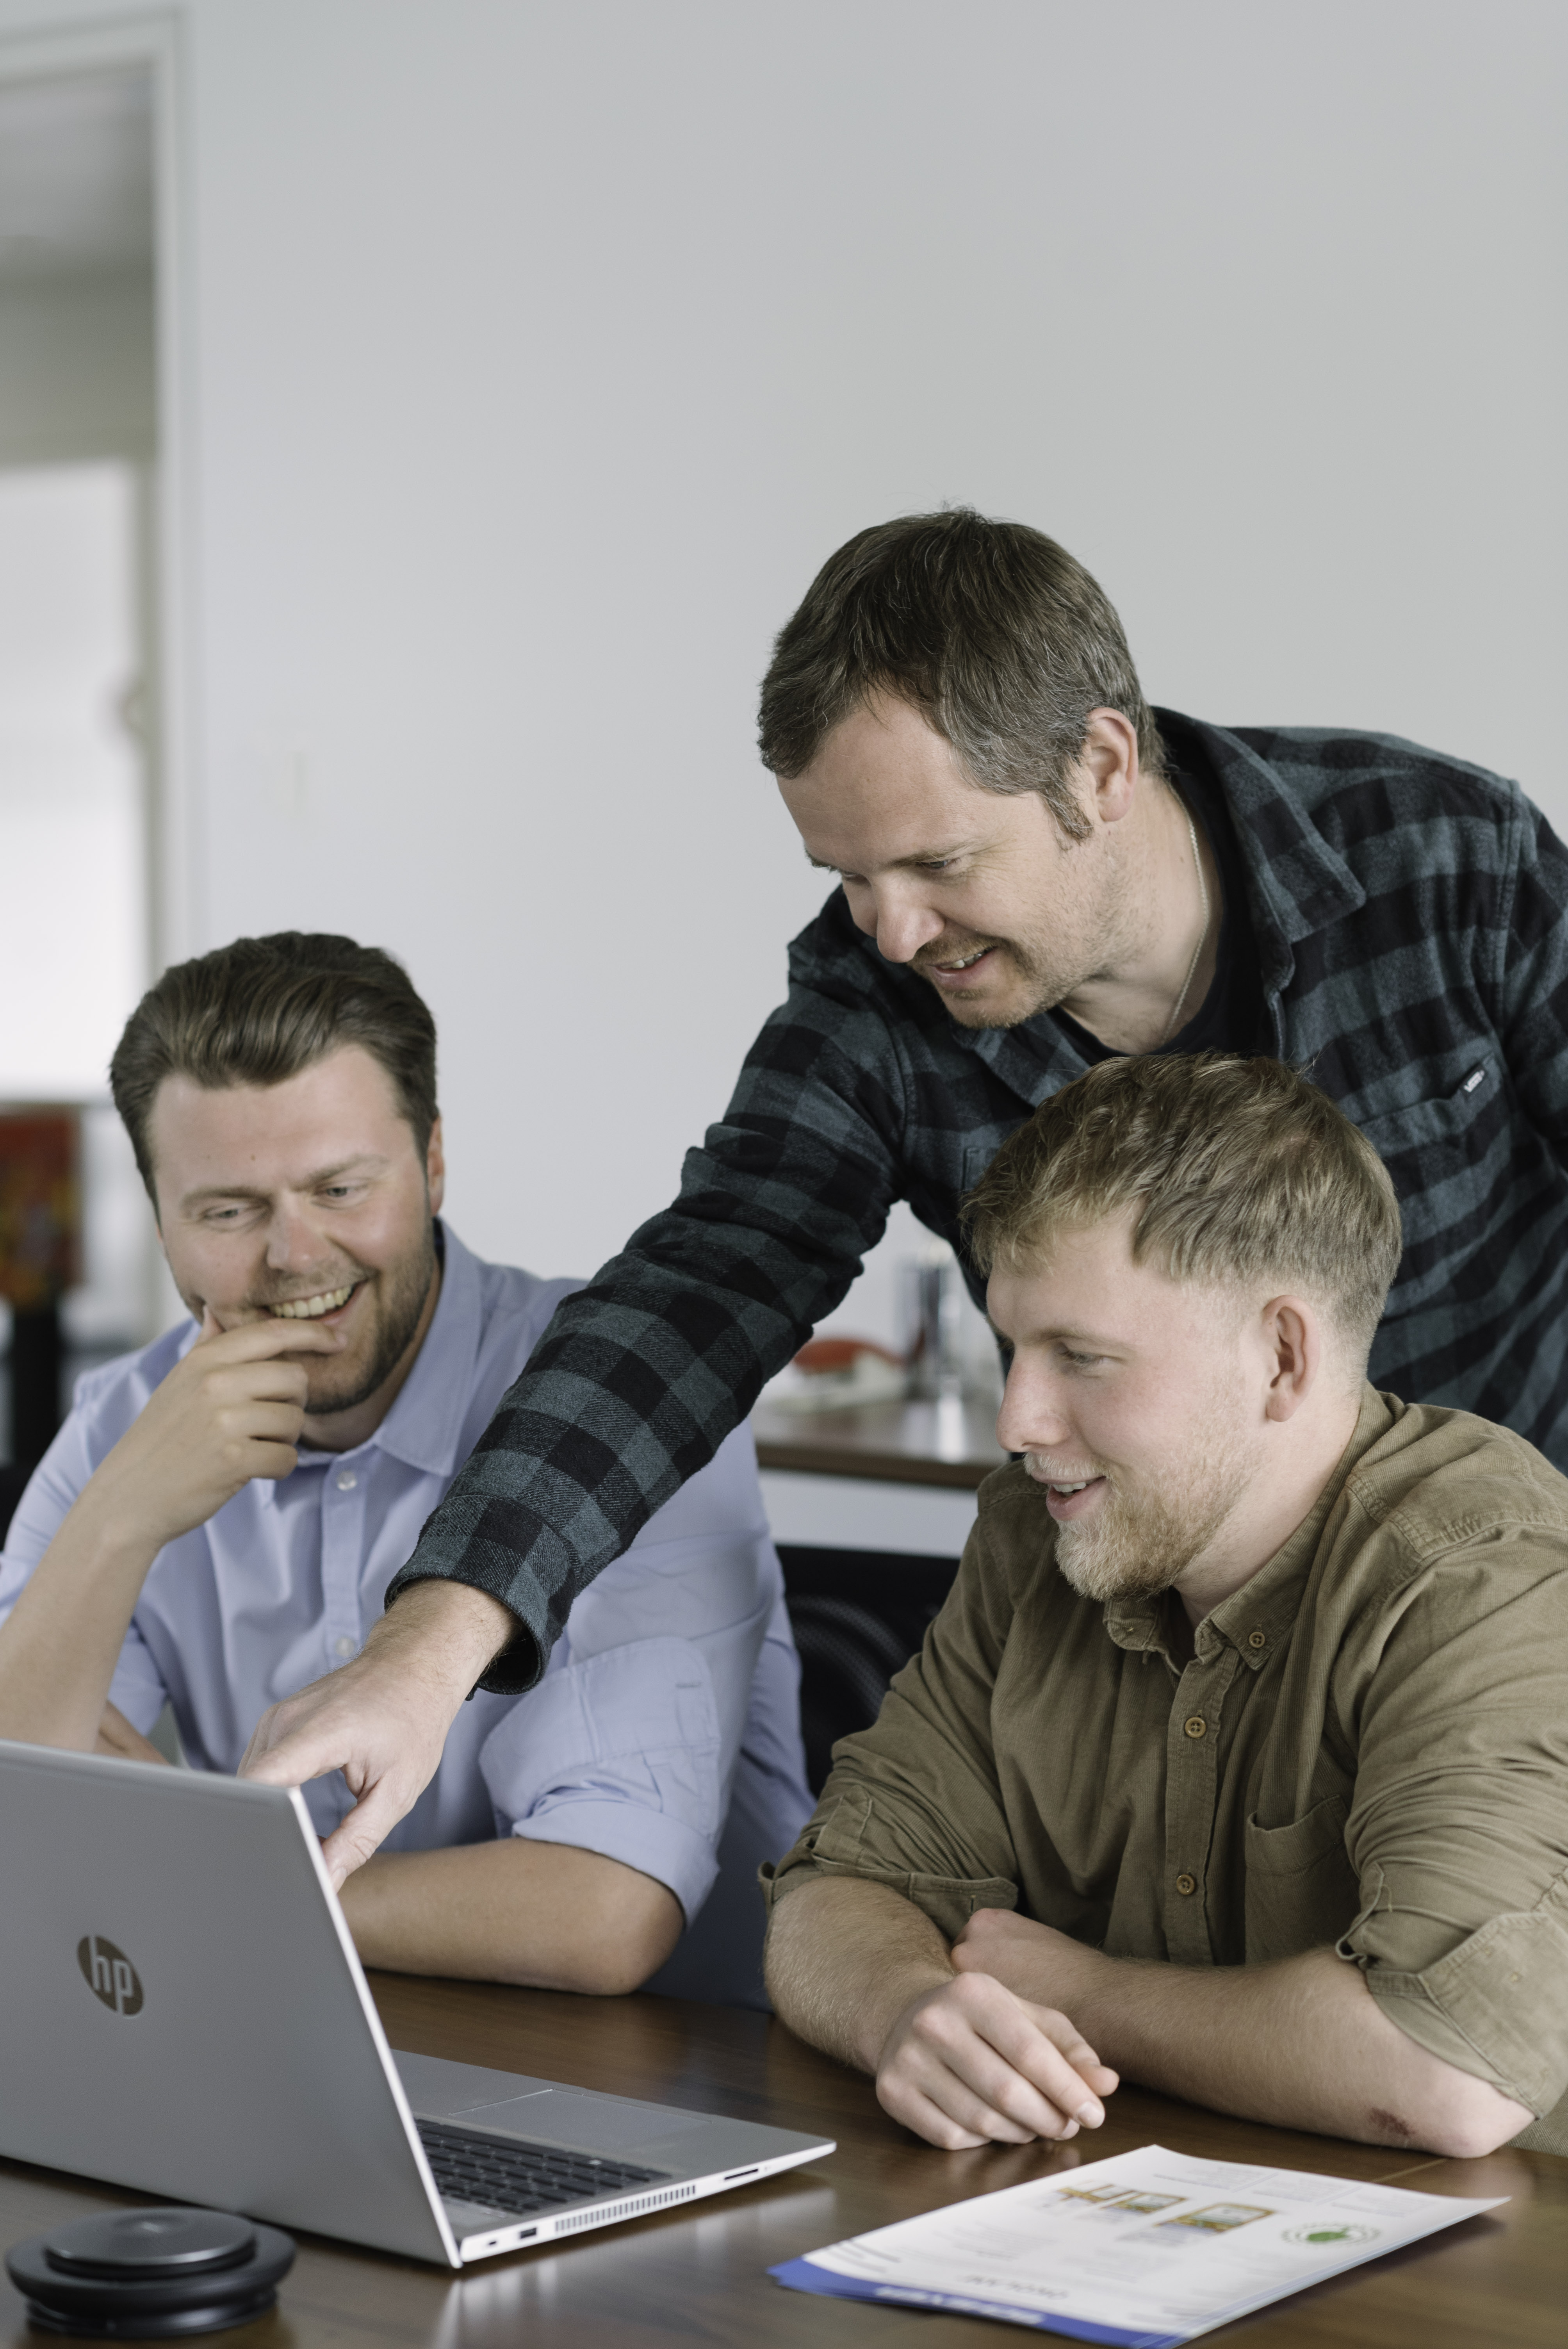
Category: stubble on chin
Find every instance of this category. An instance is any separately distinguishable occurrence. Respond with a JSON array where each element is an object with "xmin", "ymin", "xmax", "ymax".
[
  {"xmin": 302, "ymin": 1232, "xmax": 438, "ymax": 1420},
  {"xmin": 919, "ymin": 944, "xmax": 1069, "ymax": 1033},
  {"xmin": 1053, "ymin": 1492, "xmax": 1192, "ymax": 1607},
  {"xmin": 1052, "ymin": 1446, "xmax": 1251, "ymax": 1608}
]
